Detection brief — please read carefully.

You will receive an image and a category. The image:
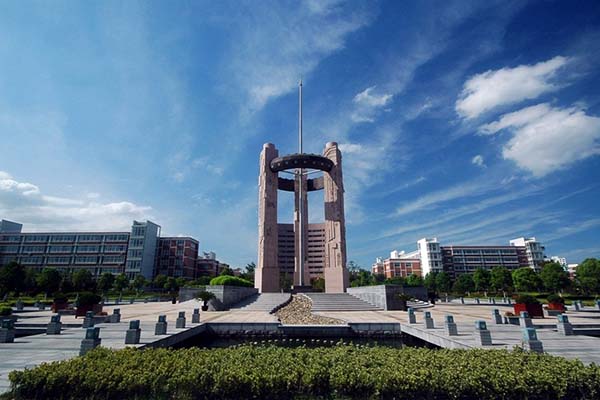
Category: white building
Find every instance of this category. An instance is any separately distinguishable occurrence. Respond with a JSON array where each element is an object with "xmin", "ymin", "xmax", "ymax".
[
  {"xmin": 417, "ymin": 237, "xmax": 443, "ymax": 276},
  {"xmin": 509, "ymin": 237, "xmax": 546, "ymax": 271},
  {"xmin": 550, "ymin": 256, "xmax": 568, "ymax": 270}
]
